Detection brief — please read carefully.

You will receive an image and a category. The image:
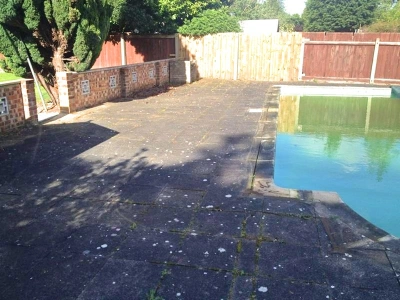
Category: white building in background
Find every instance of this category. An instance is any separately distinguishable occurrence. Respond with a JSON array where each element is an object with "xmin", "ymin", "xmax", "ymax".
[{"xmin": 239, "ymin": 19, "xmax": 279, "ymax": 34}]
